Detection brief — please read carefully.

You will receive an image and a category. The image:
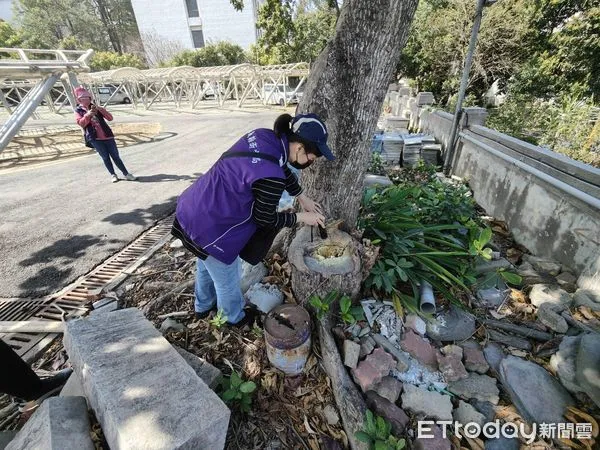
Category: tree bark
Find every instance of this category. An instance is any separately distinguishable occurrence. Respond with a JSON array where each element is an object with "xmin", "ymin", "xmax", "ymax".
[{"xmin": 296, "ymin": 0, "xmax": 419, "ymax": 229}]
